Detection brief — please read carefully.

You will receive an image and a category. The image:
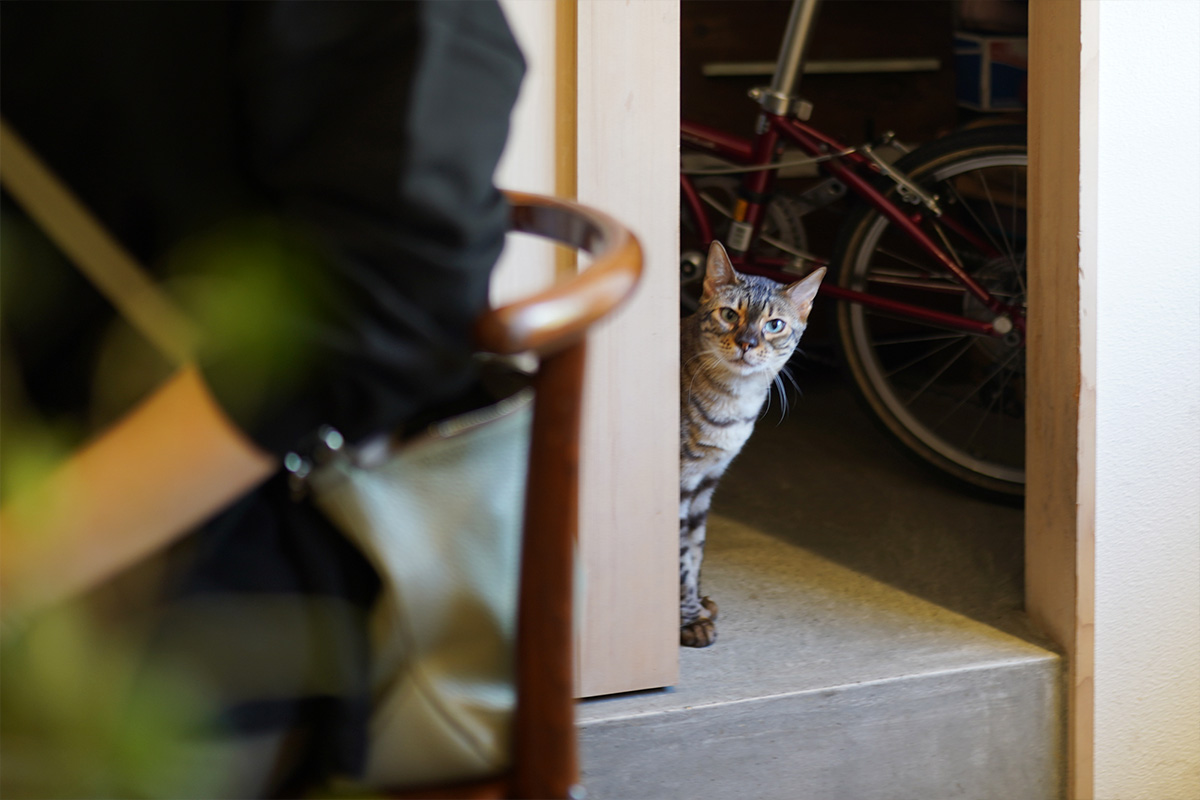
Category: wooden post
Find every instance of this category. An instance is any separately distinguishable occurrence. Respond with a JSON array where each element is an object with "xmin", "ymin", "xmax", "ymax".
[
  {"xmin": 574, "ymin": 0, "xmax": 681, "ymax": 697},
  {"xmin": 1026, "ymin": 1, "xmax": 1094, "ymax": 797}
]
